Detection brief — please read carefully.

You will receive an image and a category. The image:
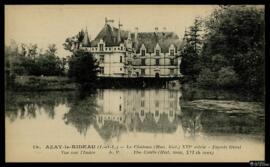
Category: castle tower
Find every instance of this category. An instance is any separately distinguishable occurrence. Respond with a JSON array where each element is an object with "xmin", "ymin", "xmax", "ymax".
[{"xmin": 82, "ymin": 26, "xmax": 91, "ymax": 47}]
